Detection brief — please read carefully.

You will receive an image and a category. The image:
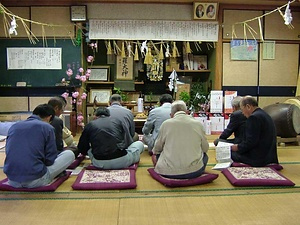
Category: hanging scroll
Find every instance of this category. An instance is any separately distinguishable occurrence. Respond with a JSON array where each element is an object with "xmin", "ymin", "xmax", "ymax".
[{"xmin": 89, "ymin": 19, "xmax": 219, "ymax": 41}]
